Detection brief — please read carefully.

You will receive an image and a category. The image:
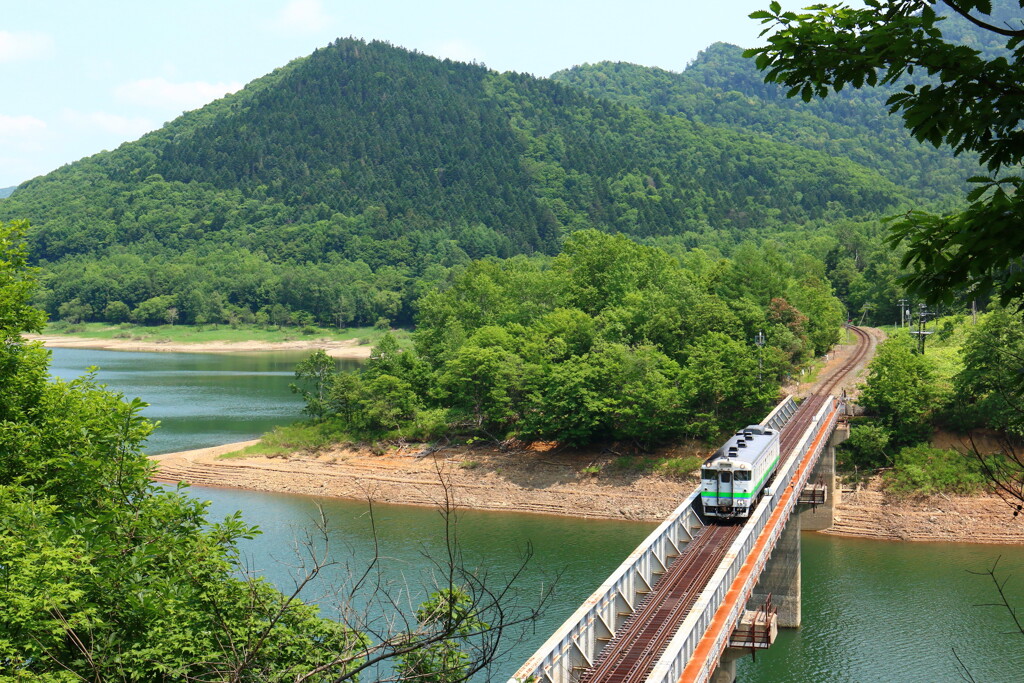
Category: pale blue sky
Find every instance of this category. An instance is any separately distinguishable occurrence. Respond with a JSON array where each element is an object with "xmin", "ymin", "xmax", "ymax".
[{"xmin": 2, "ymin": 0, "xmax": 785, "ymax": 188}]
